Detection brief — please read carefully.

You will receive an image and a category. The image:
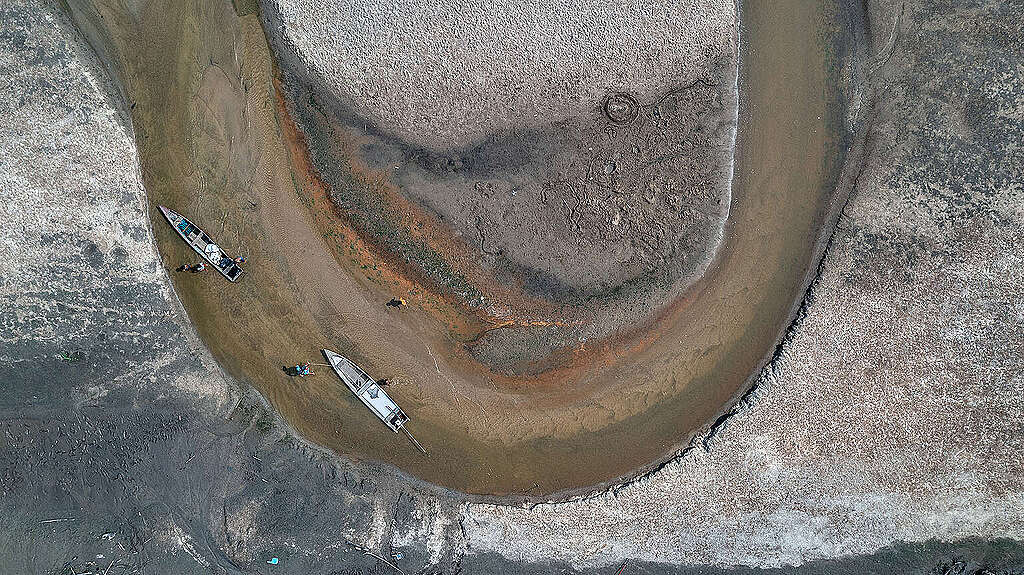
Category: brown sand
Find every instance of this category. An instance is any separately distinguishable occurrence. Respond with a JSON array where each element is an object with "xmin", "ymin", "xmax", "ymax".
[{"xmin": 66, "ymin": 0, "xmax": 845, "ymax": 494}]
